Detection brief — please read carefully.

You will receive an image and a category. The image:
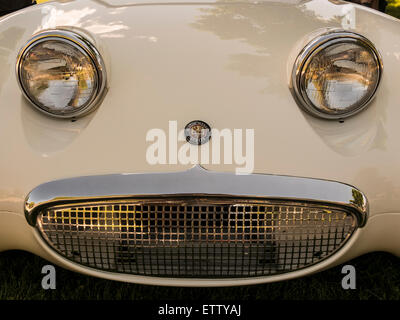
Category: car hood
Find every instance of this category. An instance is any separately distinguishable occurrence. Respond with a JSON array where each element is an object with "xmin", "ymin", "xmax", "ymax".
[
  {"xmin": 0, "ymin": 0, "xmax": 400, "ymax": 216},
  {"xmin": 99, "ymin": 0, "xmax": 304, "ymax": 5}
]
